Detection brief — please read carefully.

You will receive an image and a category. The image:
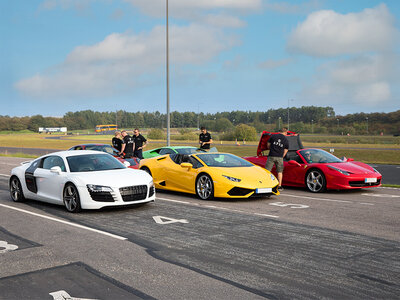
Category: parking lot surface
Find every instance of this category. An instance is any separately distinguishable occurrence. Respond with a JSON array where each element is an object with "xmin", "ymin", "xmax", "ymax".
[{"xmin": 0, "ymin": 157, "xmax": 399, "ymax": 299}]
